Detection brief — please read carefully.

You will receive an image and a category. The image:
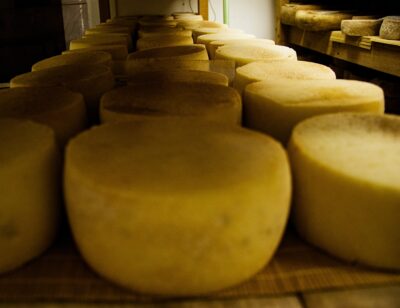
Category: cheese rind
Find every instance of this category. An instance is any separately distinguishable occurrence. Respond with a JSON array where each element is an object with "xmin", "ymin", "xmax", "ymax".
[
  {"xmin": 138, "ymin": 29, "xmax": 192, "ymax": 38},
  {"xmin": 0, "ymin": 119, "xmax": 60, "ymax": 273},
  {"xmin": 136, "ymin": 36, "xmax": 194, "ymax": 50},
  {"xmin": 288, "ymin": 113, "xmax": 400, "ymax": 270},
  {"xmin": 379, "ymin": 16, "xmax": 400, "ymax": 40},
  {"xmin": 296, "ymin": 10, "xmax": 353, "ymax": 31},
  {"xmin": 62, "ymin": 45, "xmax": 128, "ymax": 60},
  {"xmin": 65, "ymin": 118, "xmax": 291, "ymax": 295},
  {"xmin": 209, "ymin": 38, "xmax": 275, "ymax": 60},
  {"xmin": 197, "ymin": 33, "xmax": 256, "ymax": 56},
  {"xmin": 281, "ymin": 3, "xmax": 322, "ymax": 26},
  {"xmin": 127, "ymin": 44, "xmax": 209, "ymax": 61},
  {"xmin": 341, "ymin": 19, "xmax": 383, "ymax": 36}
]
